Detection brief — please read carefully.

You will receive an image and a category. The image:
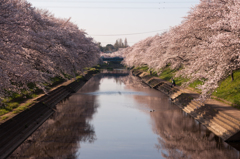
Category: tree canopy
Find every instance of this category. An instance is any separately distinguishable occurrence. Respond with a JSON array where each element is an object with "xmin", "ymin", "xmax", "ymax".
[
  {"xmin": 0, "ymin": 0, "xmax": 100, "ymax": 102},
  {"xmin": 112, "ymin": 0, "xmax": 240, "ymax": 98}
]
